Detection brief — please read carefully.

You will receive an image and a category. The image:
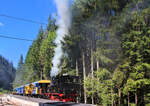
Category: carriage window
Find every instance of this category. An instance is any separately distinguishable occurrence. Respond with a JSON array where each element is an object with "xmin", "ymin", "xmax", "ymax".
[{"xmin": 39, "ymin": 83, "xmax": 49, "ymax": 93}]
